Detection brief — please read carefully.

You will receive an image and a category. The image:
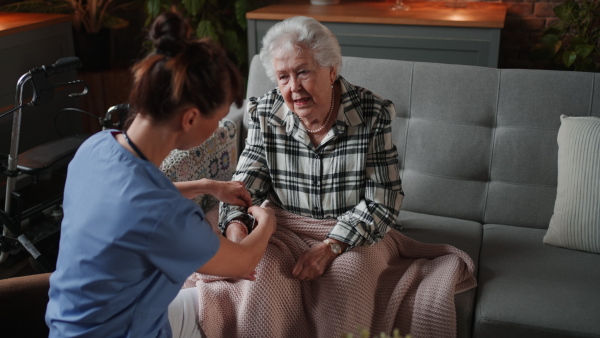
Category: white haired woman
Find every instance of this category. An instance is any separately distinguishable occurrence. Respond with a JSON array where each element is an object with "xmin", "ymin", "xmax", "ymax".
[
  {"xmin": 185, "ymin": 16, "xmax": 476, "ymax": 338},
  {"xmin": 222, "ymin": 15, "xmax": 404, "ymax": 280}
]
